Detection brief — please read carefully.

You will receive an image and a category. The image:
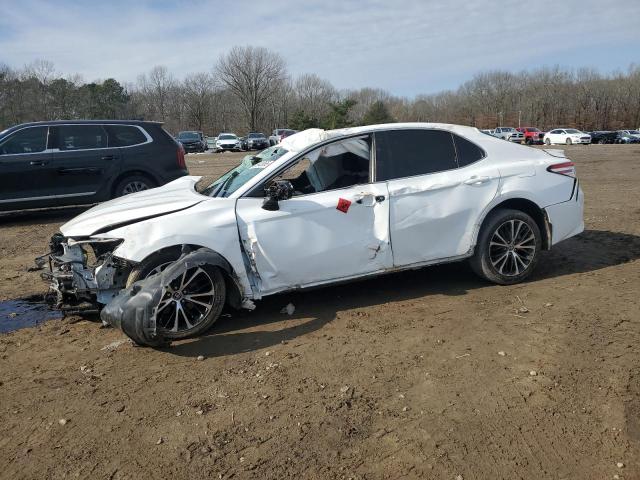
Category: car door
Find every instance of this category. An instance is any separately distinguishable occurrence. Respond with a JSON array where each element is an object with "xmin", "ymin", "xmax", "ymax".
[
  {"xmin": 376, "ymin": 129, "xmax": 500, "ymax": 267},
  {"xmin": 235, "ymin": 135, "xmax": 392, "ymax": 295},
  {"xmin": 0, "ymin": 125, "xmax": 56, "ymax": 209},
  {"xmin": 50, "ymin": 124, "xmax": 122, "ymax": 200}
]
